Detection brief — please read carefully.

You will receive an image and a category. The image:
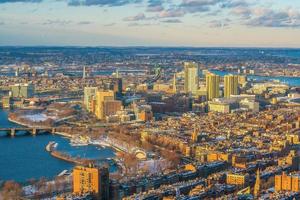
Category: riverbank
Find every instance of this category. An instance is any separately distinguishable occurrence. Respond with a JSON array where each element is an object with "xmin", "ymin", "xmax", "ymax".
[
  {"xmin": 9, "ymin": 114, "xmax": 124, "ymax": 153},
  {"xmin": 0, "ymin": 109, "xmax": 117, "ymax": 182},
  {"xmin": 211, "ymin": 70, "xmax": 300, "ymax": 86},
  {"xmin": 8, "ymin": 116, "xmax": 72, "ymax": 138},
  {"xmin": 8, "ymin": 117, "xmax": 34, "ymax": 127},
  {"xmin": 50, "ymin": 151, "xmax": 94, "ymax": 165}
]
